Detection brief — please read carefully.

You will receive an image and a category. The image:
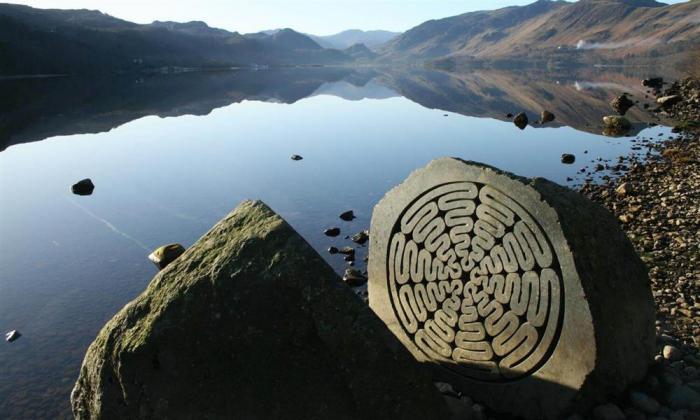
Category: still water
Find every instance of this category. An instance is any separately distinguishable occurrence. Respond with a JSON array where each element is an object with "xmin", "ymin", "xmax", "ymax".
[{"xmin": 0, "ymin": 66, "xmax": 679, "ymax": 418}]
